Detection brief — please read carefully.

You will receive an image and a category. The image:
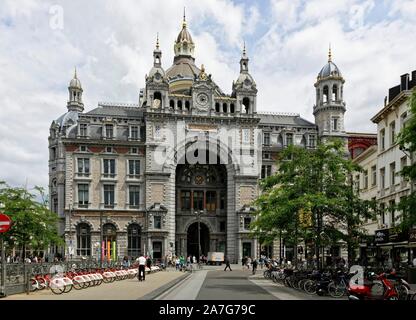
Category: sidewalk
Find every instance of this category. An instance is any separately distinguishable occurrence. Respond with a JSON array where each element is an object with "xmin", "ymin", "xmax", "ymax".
[{"xmin": 2, "ymin": 270, "xmax": 185, "ymax": 300}]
